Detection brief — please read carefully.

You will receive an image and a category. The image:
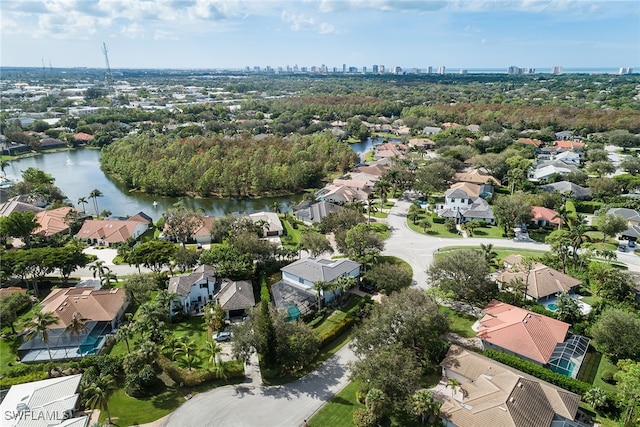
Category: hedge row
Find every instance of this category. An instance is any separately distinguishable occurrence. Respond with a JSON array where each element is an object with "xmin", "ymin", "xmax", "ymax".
[
  {"xmin": 319, "ymin": 317, "xmax": 356, "ymax": 349},
  {"xmin": 157, "ymin": 354, "xmax": 243, "ymax": 387},
  {"xmin": 0, "ymin": 371, "xmax": 48, "ymax": 387},
  {"xmin": 484, "ymin": 349, "xmax": 591, "ymax": 396}
]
